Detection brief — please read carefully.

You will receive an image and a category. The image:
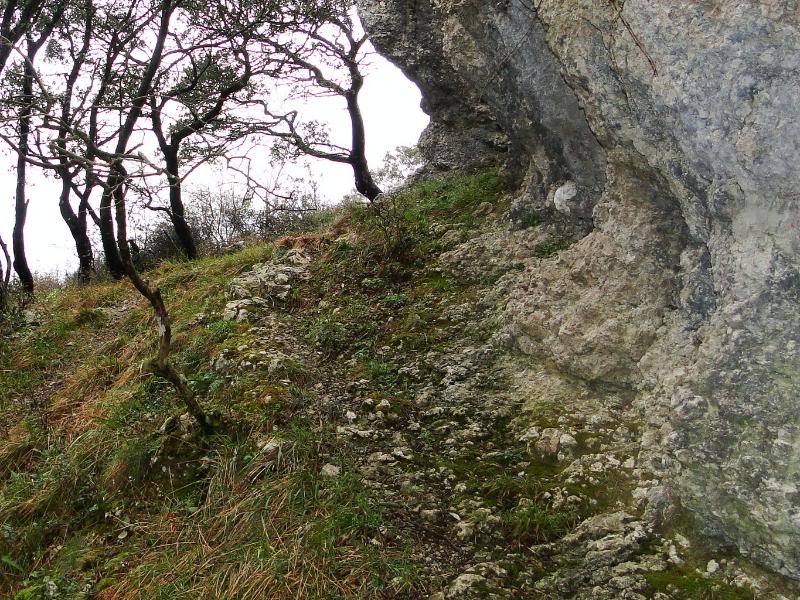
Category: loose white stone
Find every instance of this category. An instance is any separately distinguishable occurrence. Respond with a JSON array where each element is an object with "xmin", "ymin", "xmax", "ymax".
[
  {"xmin": 320, "ymin": 464, "xmax": 341, "ymax": 477},
  {"xmin": 559, "ymin": 433, "xmax": 578, "ymax": 448},
  {"xmin": 553, "ymin": 181, "xmax": 578, "ymax": 214}
]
